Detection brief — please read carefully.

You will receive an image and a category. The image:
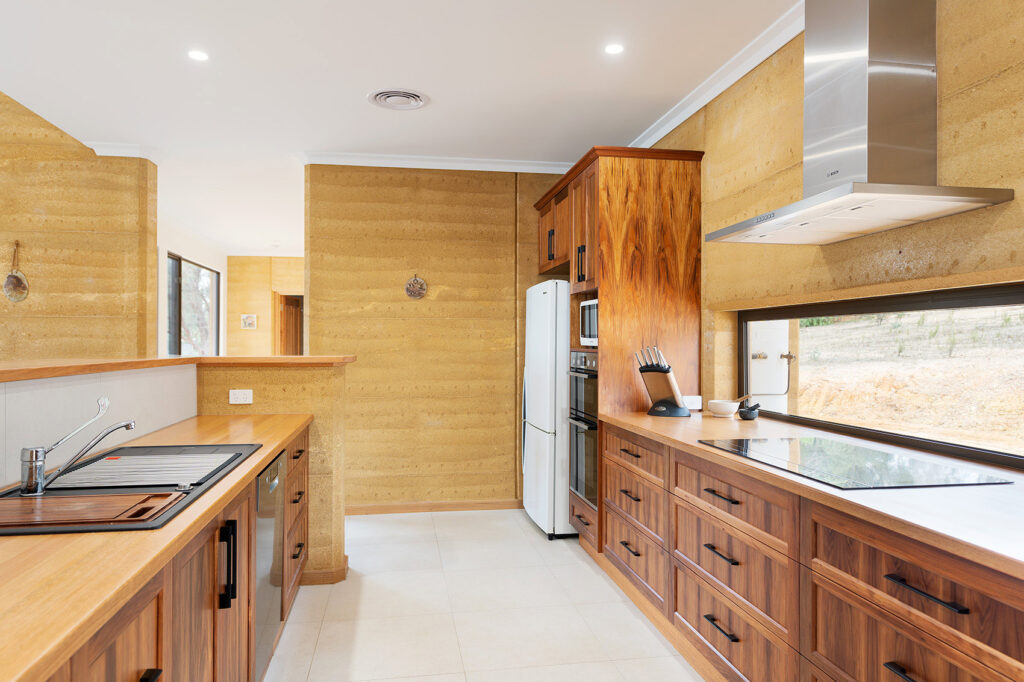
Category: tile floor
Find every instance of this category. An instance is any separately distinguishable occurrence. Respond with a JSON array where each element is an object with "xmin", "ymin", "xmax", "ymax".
[{"xmin": 264, "ymin": 509, "xmax": 705, "ymax": 682}]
